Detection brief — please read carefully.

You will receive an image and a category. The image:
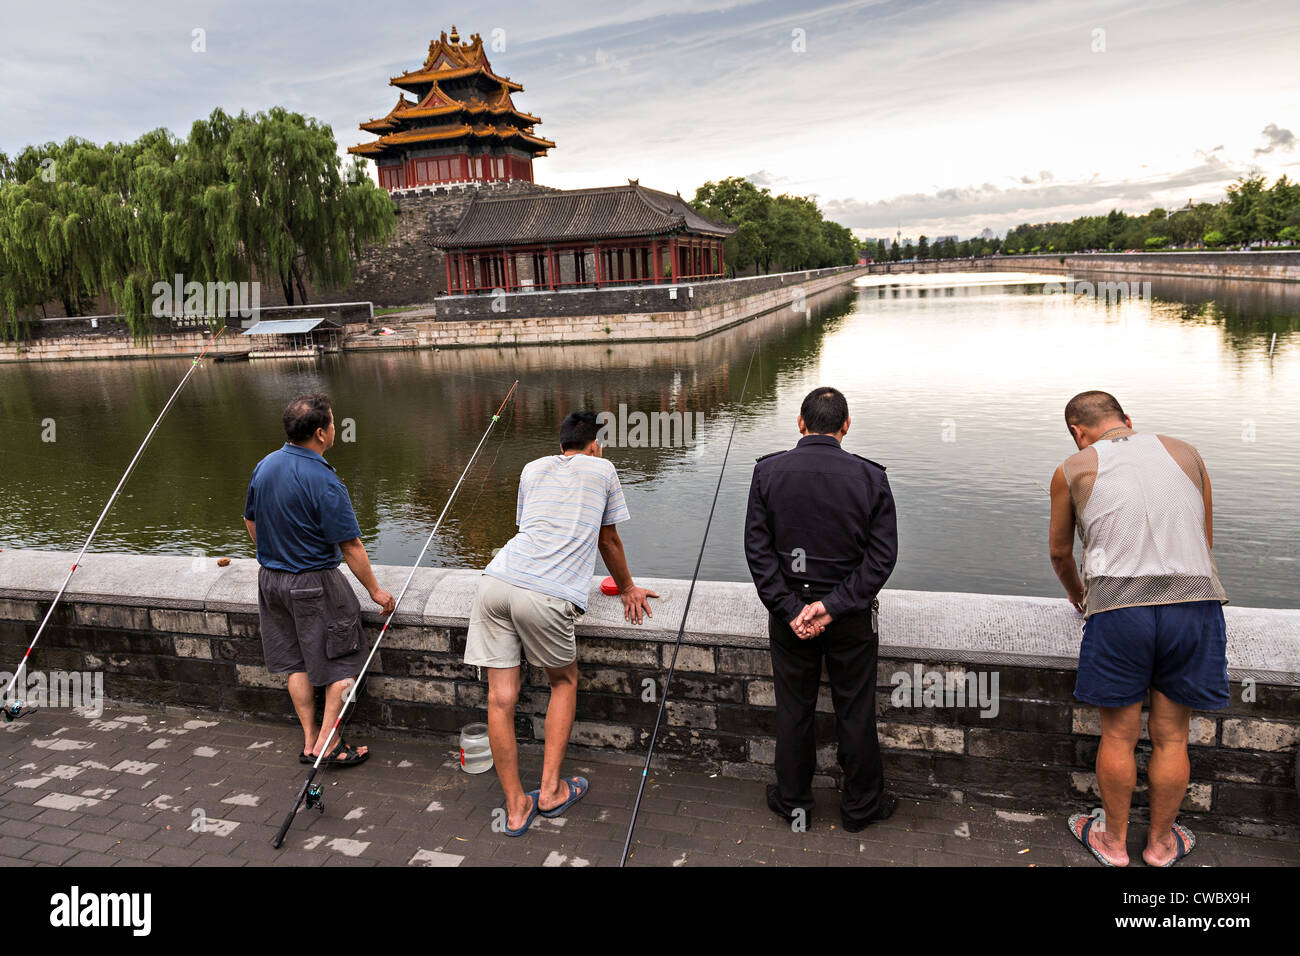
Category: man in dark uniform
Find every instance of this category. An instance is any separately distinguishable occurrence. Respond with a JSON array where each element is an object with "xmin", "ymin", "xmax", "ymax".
[{"xmin": 744, "ymin": 386, "xmax": 898, "ymax": 831}]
